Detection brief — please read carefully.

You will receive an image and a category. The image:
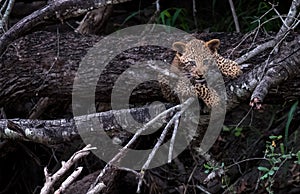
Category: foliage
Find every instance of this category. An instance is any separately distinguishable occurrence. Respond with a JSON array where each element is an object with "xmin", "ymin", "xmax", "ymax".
[
  {"xmin": 121, "ymin": 7, "xmax": 191, "ymax": 32},
  {"xmin": 156, "ymin": 8, "xmax": 191, "ymax": 32},
  {"xmin": 121, "ymin": 10, "xmax": 141, "ymax": 27},
  {"xmin": 223, "ymin": 125, "xmax": 244, "ymax": 137},
  {"xmin": 198, "ymin": 0, "xmax": 283, "ymax": 32},
  {"xmin": 239, "ymin": 1, "xmax": 282, "ymax": 32},
  {"xmin": 257, "ymin": 101, "xmax": 299, "ymax": 194},
  {"xmin": 121, "ymin": 1, "xmax": 287, "ymax": 32},
  {"xmin": 204, "ymin": 162, "xmax": 224, "ymax": 174},
  {"xmin": 284, "ymin": 101, "xmax": 298, "ymax": 150}
]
